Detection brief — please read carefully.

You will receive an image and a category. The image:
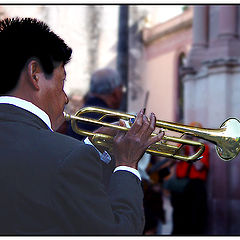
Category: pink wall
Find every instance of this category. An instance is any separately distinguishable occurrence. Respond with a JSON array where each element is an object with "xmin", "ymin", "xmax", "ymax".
[
  {"xmin": 145, "ymin": 52, "xmax": 176, "ymax": 121},
  {"xmin": 142, "ymin": 8, "xmax": 193, "ymax": 122}
]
